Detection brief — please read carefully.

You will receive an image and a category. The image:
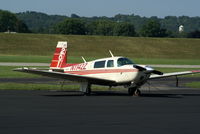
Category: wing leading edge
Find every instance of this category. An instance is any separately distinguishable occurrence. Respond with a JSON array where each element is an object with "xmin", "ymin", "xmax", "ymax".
[
  {"xmin": 149, "ymin": 70, "xmax": 200, "ymax": 79},
  {"xmin": 13, "ymin": 68, "xmax": 116, "ymax": 86}
]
